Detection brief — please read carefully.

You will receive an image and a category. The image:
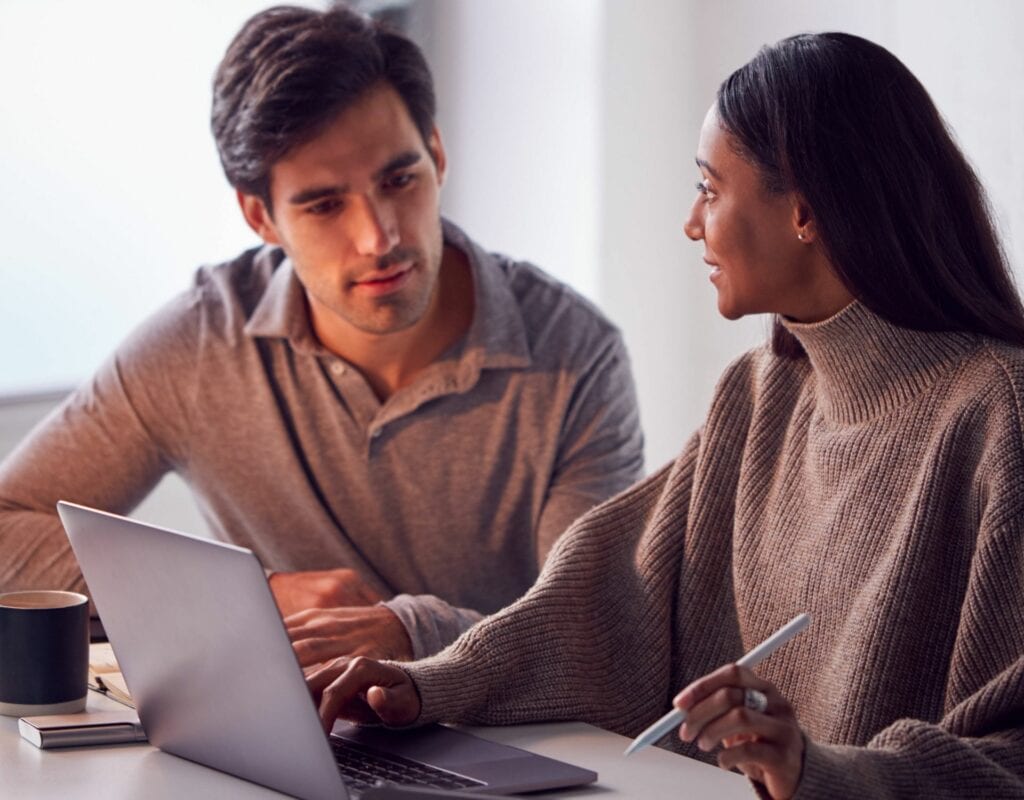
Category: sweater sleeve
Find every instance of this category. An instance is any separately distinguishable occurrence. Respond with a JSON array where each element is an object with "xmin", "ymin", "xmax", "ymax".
[
  {"xmin": 402, "ymin": 434, "xmax": 700, "ymax": 733},
  {"xmin": 795, "ymin": 516, "xmax": 1024, "ymax": 798}
]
